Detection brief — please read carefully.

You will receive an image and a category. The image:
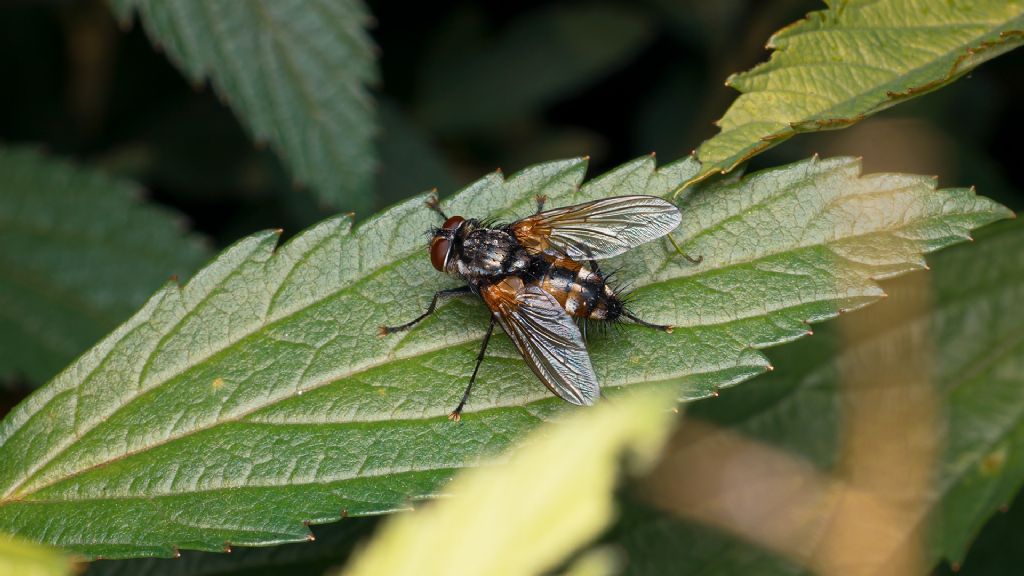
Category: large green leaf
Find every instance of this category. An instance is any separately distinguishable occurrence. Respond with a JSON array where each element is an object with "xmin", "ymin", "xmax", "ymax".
[
  {"xmin": 85, "ymin": 520, "xmax": 378, "ymax": 576},
  {"xmin": 0, "ymin": 155, "xmax": 1008, "ymax": 558},
  {"xmin": 688, "ymin": 0, "xmax": 1024, "ymax": 186},
  {"xmin": 340, "ymin": 388, "xmax": 676, "ymax": 576},
  {"xmin": 108, "ymin": 0, "xmax": 378, "ymax": 210},
  {"xmin": 0, "ymin": 147, "xmax": 209, "ymax": 384},
  {"xmin": 610, "ymin": 219, "xmax": 1024, "ymax": 574}
]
